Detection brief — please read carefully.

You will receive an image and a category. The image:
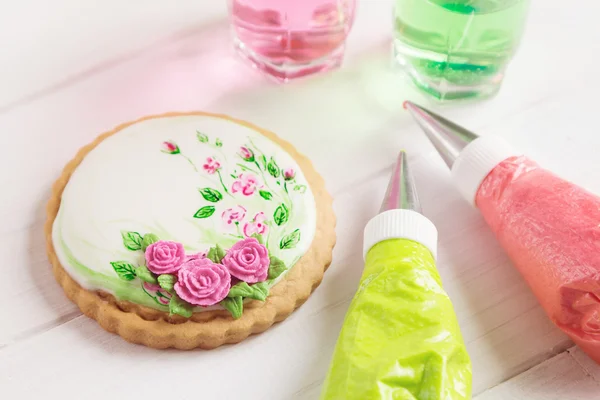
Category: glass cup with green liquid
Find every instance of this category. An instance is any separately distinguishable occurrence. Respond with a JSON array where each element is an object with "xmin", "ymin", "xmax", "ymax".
[{"xmin": 394, "ymin": 0, "xmax": 530, "ymax": 101}]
